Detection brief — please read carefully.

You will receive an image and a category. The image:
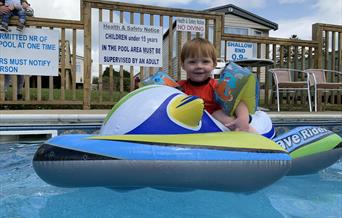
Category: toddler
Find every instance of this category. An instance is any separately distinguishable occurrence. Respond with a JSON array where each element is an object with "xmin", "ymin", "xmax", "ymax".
[{"xmin": 178, "ymin": 38, "xmax": 254, "ymax": 132}]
